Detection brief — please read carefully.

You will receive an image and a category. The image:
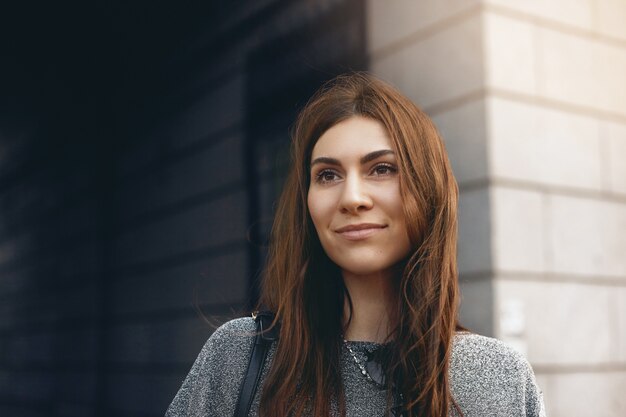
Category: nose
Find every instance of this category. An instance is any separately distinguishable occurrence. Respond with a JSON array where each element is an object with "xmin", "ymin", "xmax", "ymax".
[{"xmin": 339, "ymin": 174, "xmax": 373, "ymax": 214}]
